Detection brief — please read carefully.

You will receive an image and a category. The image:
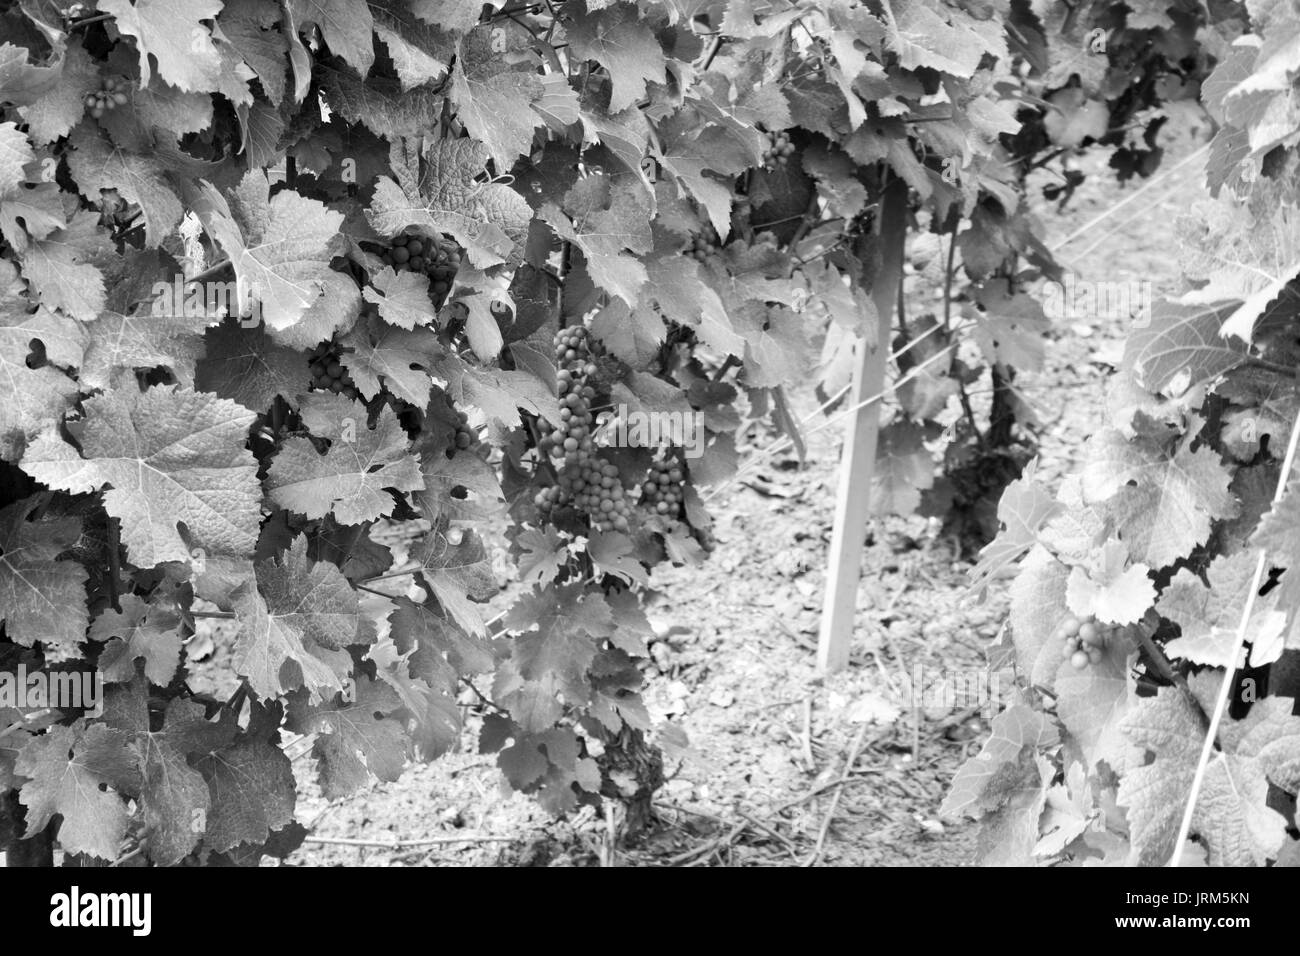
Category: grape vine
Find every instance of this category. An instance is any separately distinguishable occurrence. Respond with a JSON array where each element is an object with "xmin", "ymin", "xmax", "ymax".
[
  {"xmin": 0, "ymin": 0, "xmax": 1268, "ymax": 866},
  {"xmin": 947, "ymin": 4, "xmax": 1300, "ymax": 866}
]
